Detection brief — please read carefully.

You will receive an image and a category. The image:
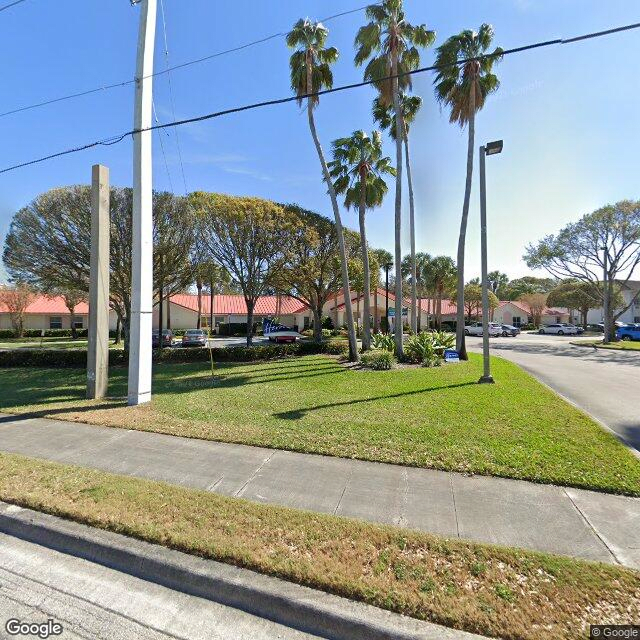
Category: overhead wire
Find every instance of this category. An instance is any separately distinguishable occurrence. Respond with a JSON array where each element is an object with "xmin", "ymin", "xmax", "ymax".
[
  {"xmin": 0, "ymin": 3, "xmax": 370, "ymax": 120},
  {"xmin": 1, "ymin": 19, "xmax": 639, "ymax": 176}
]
